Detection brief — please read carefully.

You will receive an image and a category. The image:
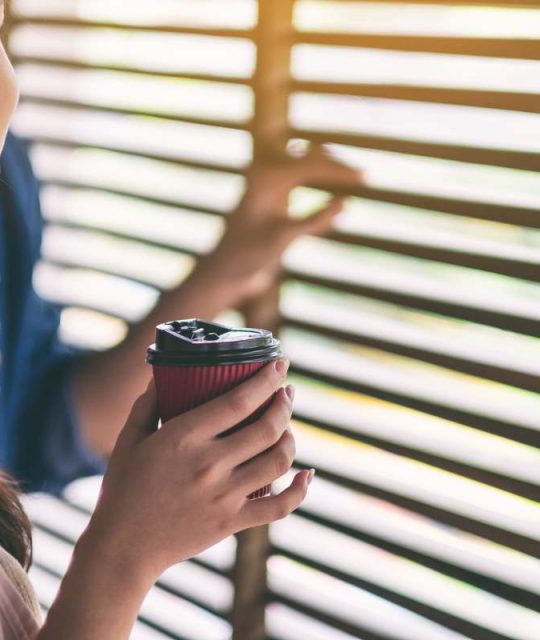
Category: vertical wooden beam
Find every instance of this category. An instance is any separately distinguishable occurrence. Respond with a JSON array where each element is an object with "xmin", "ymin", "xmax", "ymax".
[
  {"xmin": 251, "ymin": 0, "xmax": 295, "ymax": 161},
  {"xmin": 231, "ymin": 3, "xmax": 295, "ymax": 640},
  {"xmin": 1, "ymin": 0, "xmax": 13, "ymax": 48}
]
